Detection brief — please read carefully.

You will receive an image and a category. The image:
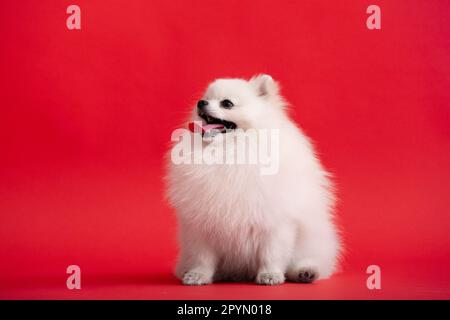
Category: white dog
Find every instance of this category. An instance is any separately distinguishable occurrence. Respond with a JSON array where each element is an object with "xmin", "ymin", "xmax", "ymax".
[{"xmin": 166, "ymin": 75, "xmax": 341, "ymax": 285}]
